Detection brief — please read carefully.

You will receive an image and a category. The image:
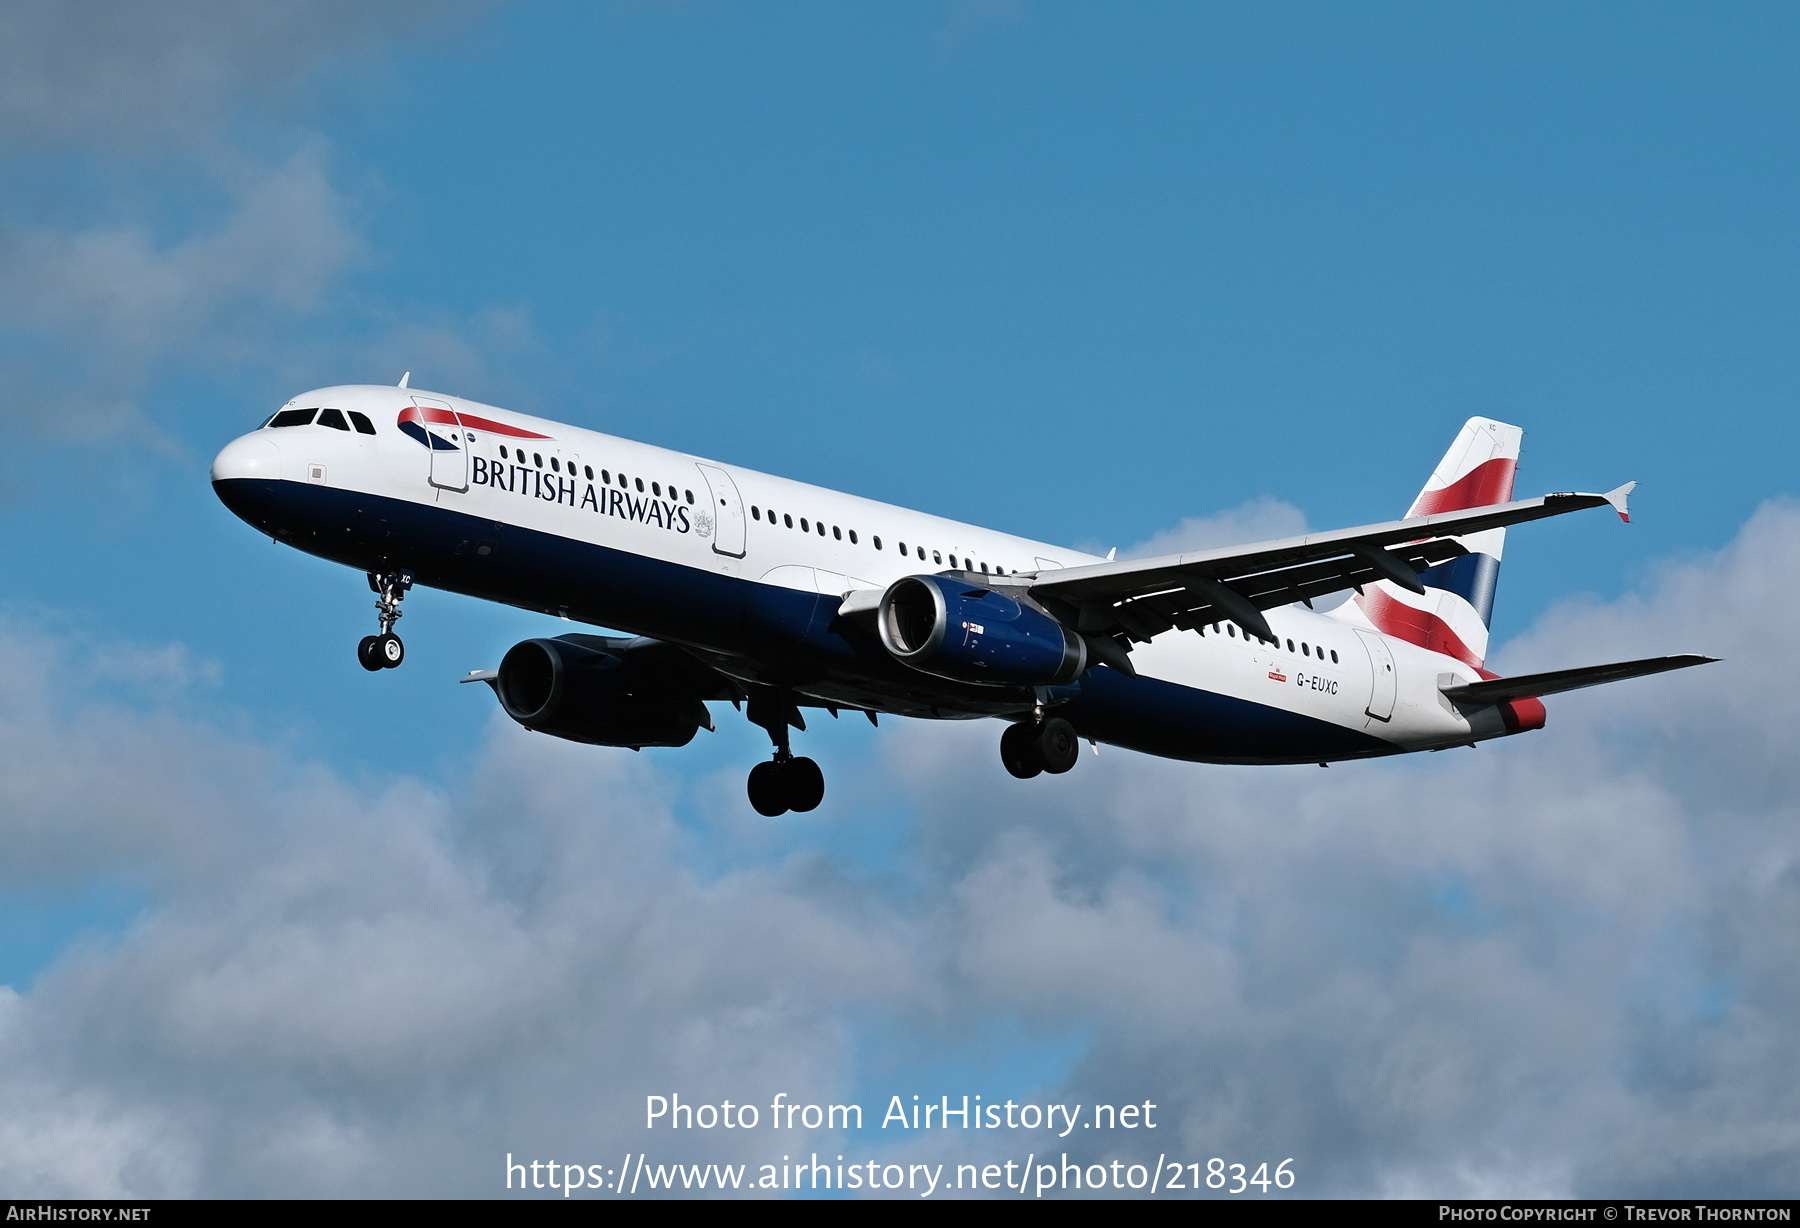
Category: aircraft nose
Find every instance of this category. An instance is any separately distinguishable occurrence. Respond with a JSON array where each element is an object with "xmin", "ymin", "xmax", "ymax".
[{"xmin": 210, "ymin": 433, "xmax": 281, "ymax": 483}]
